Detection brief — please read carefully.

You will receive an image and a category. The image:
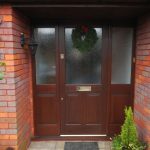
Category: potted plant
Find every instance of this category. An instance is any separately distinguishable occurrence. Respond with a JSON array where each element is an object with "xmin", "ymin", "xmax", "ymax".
[{"xmin": 112, "ymin": 107, "xmax": 147, "ymax": 150}]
